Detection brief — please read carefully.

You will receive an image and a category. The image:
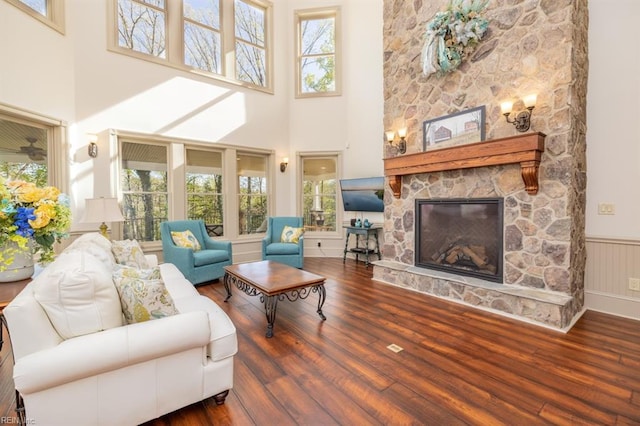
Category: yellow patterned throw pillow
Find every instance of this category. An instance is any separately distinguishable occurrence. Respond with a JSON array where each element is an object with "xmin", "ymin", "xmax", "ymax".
[
  {"xmin": 171, "ymin": 230, "xmax": 202, "ymax": 251},
  {"xmin": 281, "ymin": 226, "xmax": 304, "ymax": 243},
  {"xmin": 111, "ymin": 239, "xmax": 150, "ymax": 269},
  {"xmin": 112, "ymin": 274, "xmax": 179, "ymax": 324}
]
